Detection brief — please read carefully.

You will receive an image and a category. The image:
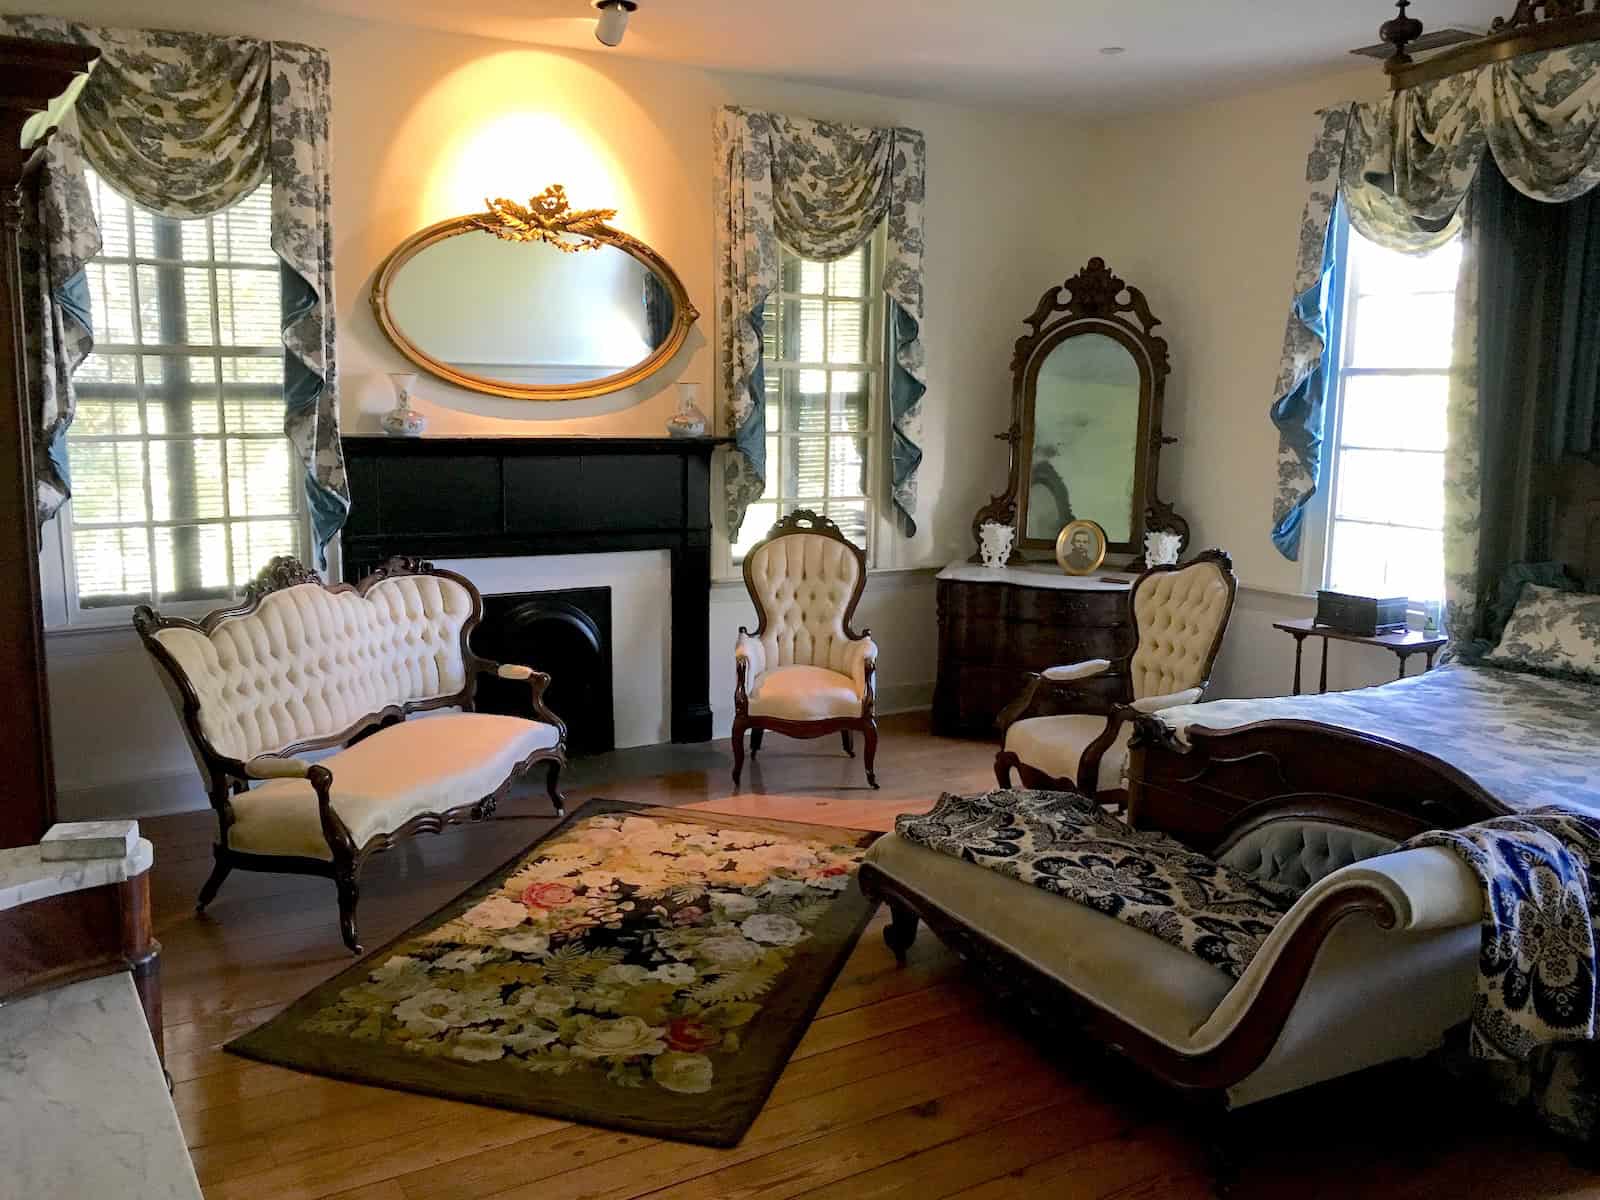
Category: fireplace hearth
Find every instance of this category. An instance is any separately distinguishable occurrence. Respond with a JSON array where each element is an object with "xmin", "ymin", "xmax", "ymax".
[
  {"xmin": 475, "ymin": 588, "xmax": 614, "ymax": 755},
  {"xmin": 340, "ymin": 435, "xmax": 728, "ymax": 742}
]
